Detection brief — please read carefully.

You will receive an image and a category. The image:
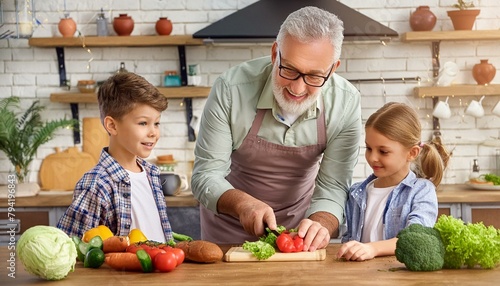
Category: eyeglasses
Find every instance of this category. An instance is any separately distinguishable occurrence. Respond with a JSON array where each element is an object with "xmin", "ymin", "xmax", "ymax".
[{"xmin": 277, "ymin": 51, "xmax": 335, "ymax": 87}]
